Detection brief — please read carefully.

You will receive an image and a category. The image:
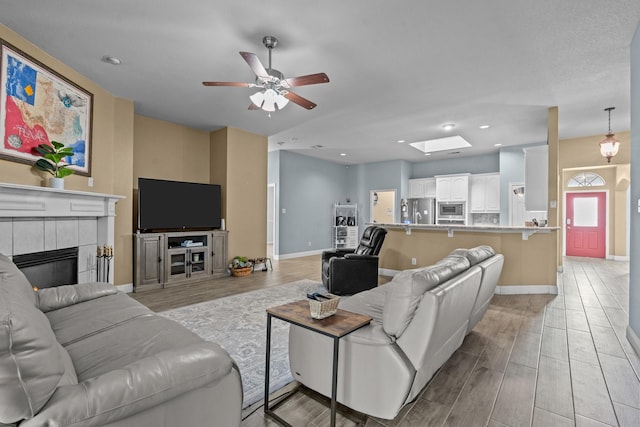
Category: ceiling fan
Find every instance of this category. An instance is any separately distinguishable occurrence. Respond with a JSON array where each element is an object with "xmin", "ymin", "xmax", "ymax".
[{"xmin": 202, "ymin": 36, "xmax": 329, "ymax": 113}]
